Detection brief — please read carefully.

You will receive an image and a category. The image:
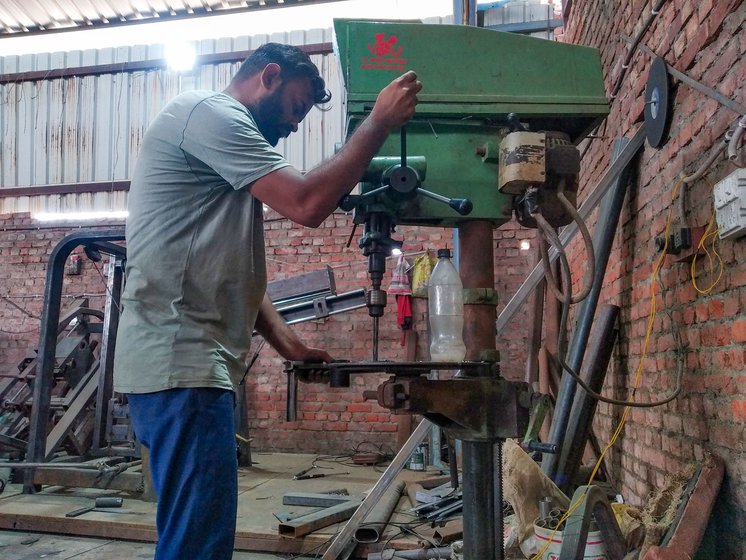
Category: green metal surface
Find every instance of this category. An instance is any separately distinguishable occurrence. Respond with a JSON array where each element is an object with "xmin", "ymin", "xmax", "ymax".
[
  {"xmin": 348, "ymin": 118, "xmax": 512, "ymax": 226},
  {"xmin": 333, "ymin": 19, "xmax": 609, "ymax": 227}
]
